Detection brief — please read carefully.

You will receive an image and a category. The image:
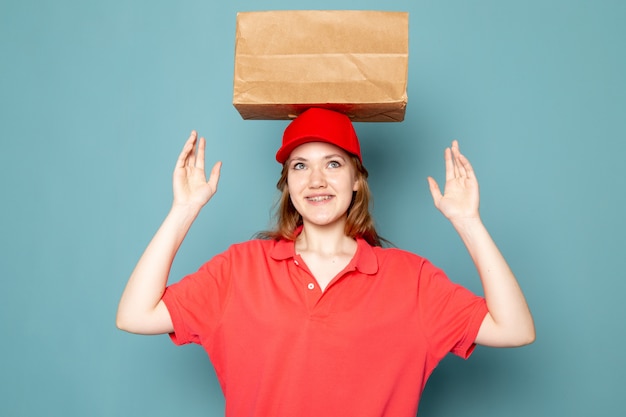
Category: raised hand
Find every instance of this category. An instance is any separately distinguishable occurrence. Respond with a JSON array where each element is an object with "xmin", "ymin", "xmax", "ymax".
[
  {"xmin": 427, "ymin": 141, "xmax": 535, "ymax": 347},
  {"xmin": 117, "ymin": 131, "xmax": 221, "ymax": 335},
  {"xmin": 427, "ymin": 140, "xmax": 480, "ymax": 222},
  {"xmin": 172, "ymin": 131, "xmax": 222, "ymax": 210}
]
